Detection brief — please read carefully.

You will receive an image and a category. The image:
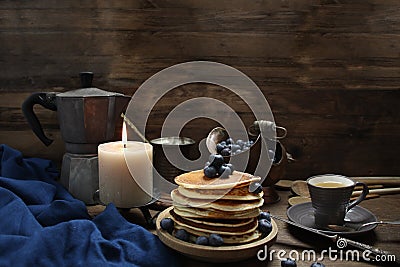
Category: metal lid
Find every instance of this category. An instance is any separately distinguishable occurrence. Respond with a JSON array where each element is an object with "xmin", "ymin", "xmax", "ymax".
[
  {"xmin": 57, "ymin": 87, "xmax": 126, "ymax": 98},
  {"xmin": 57, "ymin": 72, "xmax": 127, "ymax": 98}
]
